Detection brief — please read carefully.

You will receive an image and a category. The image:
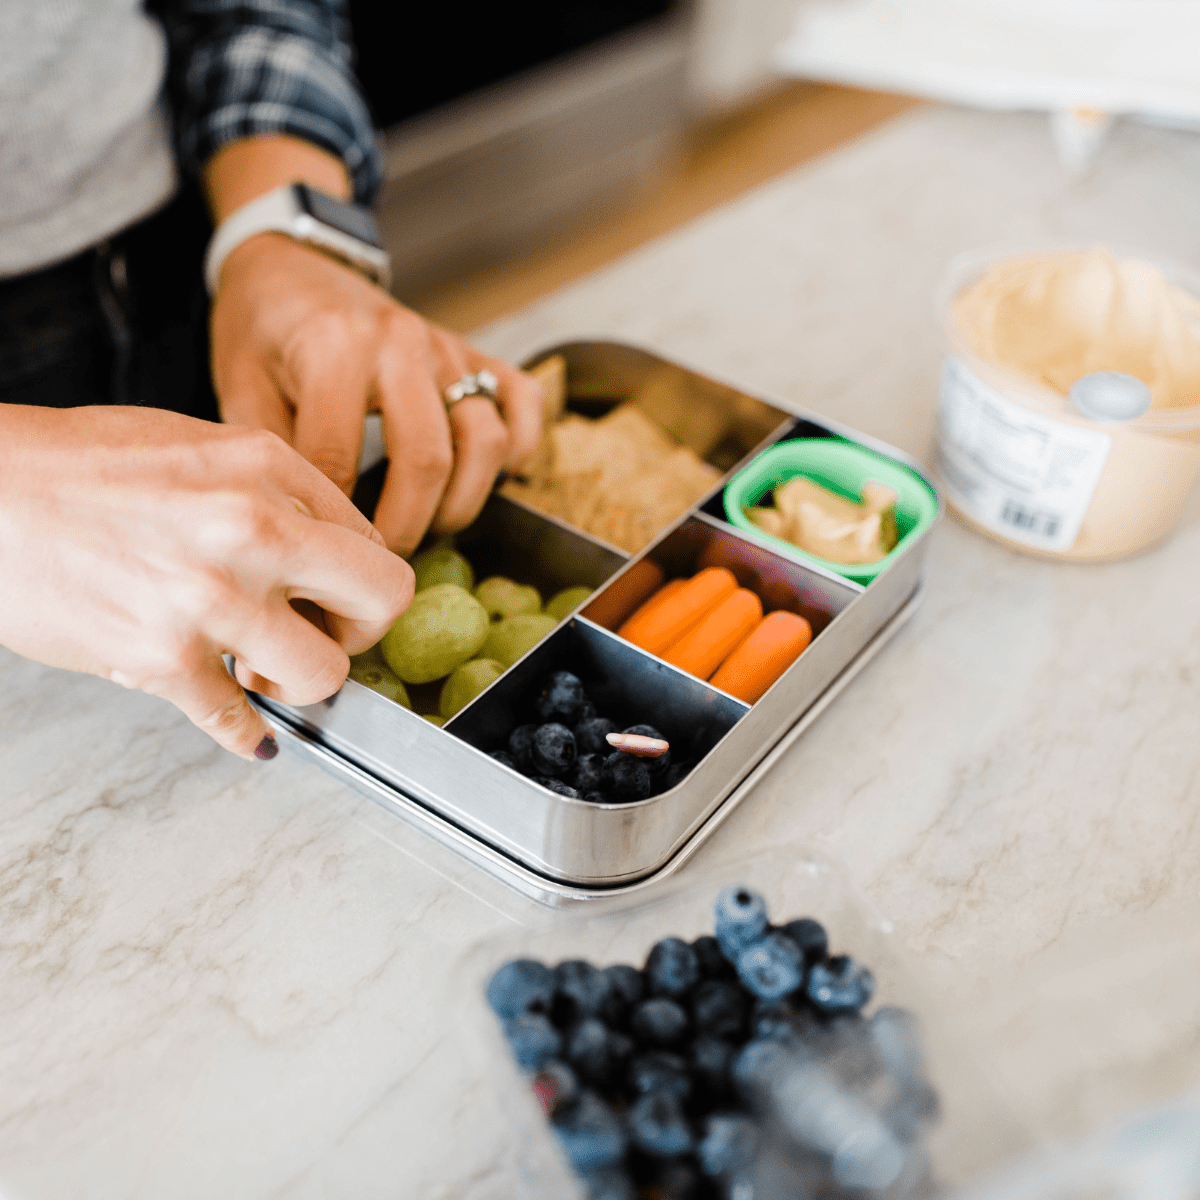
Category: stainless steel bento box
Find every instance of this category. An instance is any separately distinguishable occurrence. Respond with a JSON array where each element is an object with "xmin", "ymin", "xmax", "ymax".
[{"xmin": 249, "ymin": 341, "xmax": 941, "ymax": 902}]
